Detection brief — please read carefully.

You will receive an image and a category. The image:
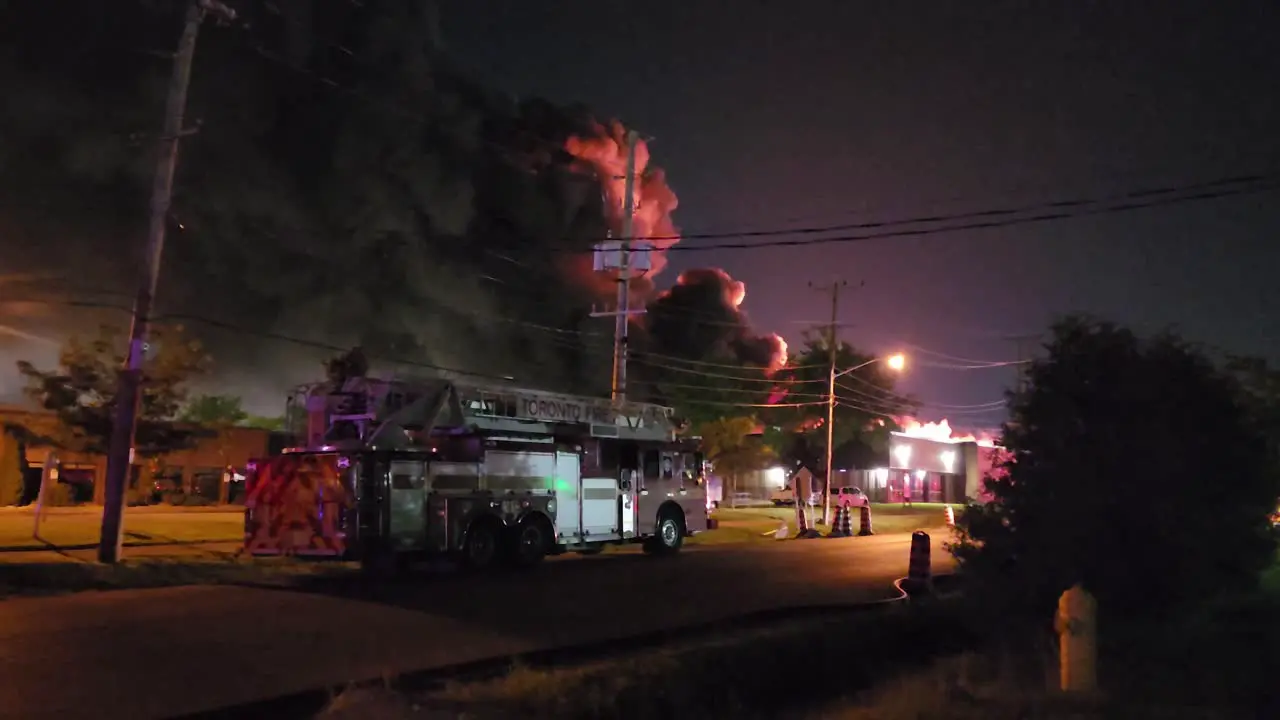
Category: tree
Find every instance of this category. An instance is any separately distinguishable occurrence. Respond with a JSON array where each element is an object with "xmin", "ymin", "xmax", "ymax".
[
  {"xmin": 763, "ymin": 333, "xmax": 913, "ymax": 472},
  {"xmin": 16, "ymin": 324, "xmax": 212, "ymax": 460},
  {"xmin": 181, "ymin": 394, "xmax": 249, "ymax": 503},
  {"xmin": 181, "ymin": 394, "xmax": 248, "ymax": 427},
  {"xmin": 951, "ymin": 316, "xmax": 1279, "ymax": 625},
  {"xmin": 699, "ymin": 416, "xmax": 775, "ymax": 506},
  {"xmin": 242, "ymin": 415, "xmax": 286, "ymax": 432}
]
